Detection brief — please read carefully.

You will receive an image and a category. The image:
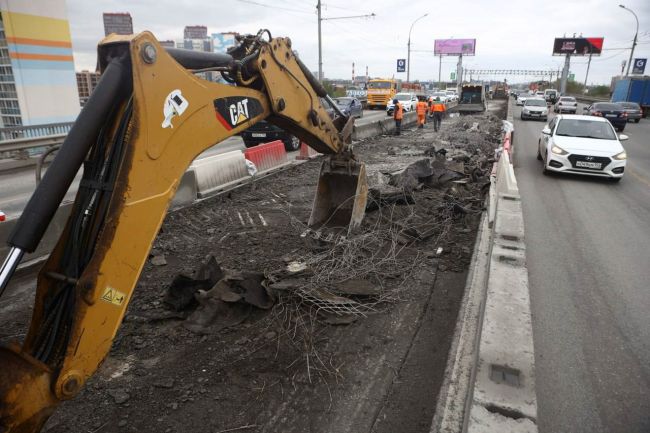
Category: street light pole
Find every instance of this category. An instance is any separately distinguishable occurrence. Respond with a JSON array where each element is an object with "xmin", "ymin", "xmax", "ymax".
[
  {"xmin": 619, "ymin": 4, "xmax": 639, "ymax": 76},
  {"xmin": 407, "ymin": 13, "xmax": 428, "ymax": 83}
]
